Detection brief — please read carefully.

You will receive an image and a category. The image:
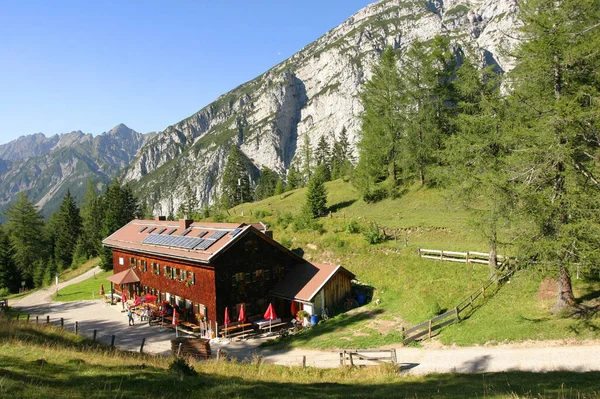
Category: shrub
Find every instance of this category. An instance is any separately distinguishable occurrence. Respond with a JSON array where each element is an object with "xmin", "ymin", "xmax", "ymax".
[
  {"xmin": 363, "ymin": 223, "xmax": 385, "ymax": 244},
  {"xmin": 292, "ymin": 212, "xmax": 325, "ymax": 234},
  {"xmin": 0, "ymin": 287, "xmax": 10, "ymax": 297},
  {"xmin": 276, "ymin": 211, "xmax": 294, "ymax": 229},
  {"xmin": 280, "ymin": 237, "xmax": 293, "ymax": 248},
  {"xmin": 168, "ymin": 357, "xmax": 197, "ymax": 379},
  {"xmin": 323, "ymin": 235, "xmax": 347, "ymax": 249},
  {"xmin": 344, "ymin": 219, "xmax": 362, "ymax": 234},
  {"xmin": 255, "ymin": 209, "xmax": 271, "ymax": 219},
  {"xmin": 427, "ymin": 299, "xmax": 442, "ymax": 318},
  {"xmin": 363, "ymin": 187, "xmax": 388, "ymax": 203}
]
